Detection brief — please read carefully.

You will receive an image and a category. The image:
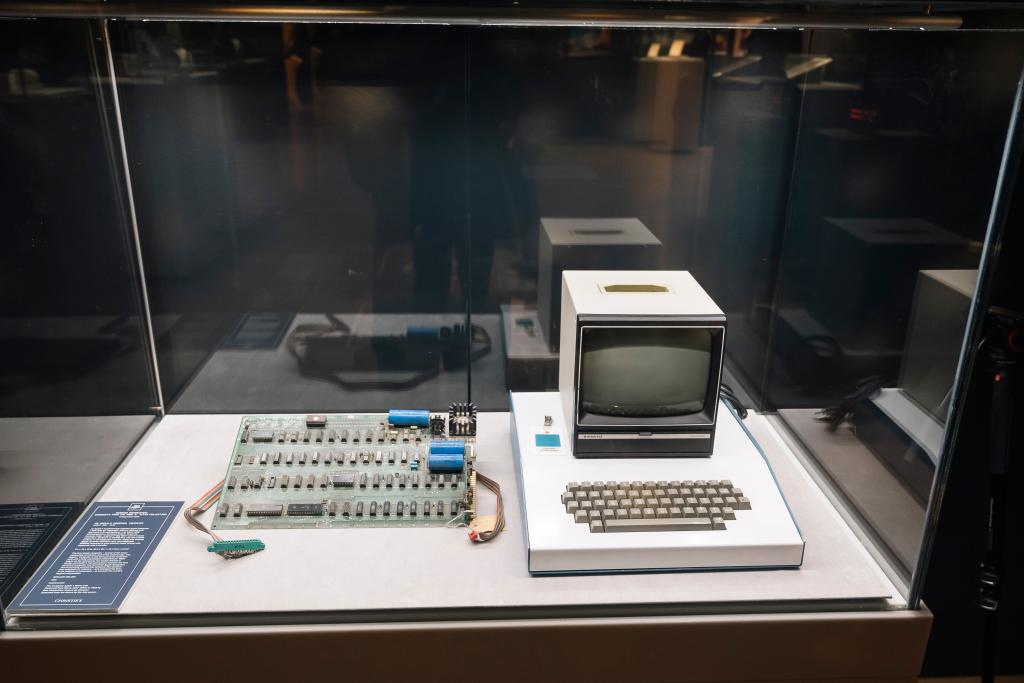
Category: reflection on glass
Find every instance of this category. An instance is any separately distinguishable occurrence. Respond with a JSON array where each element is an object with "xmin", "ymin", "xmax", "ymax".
[
  {"xmin": 91, "ymin": 21, "xmax": 1024, "ymax": 585},
  {"xmin": 109, "ymin": 23, "xmax": 473, "ymax": 411},
  {"xmin": 0, "ymin": 18, "xmax": 157, "ymax": 611},
  {"xmin": 458, "ymin": 27, "xmax": 1022, "ymax": 581}
]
